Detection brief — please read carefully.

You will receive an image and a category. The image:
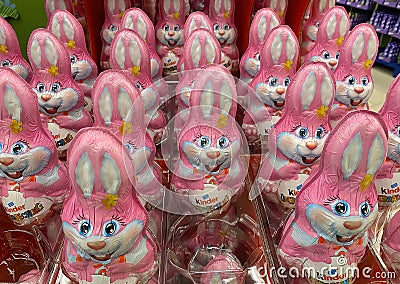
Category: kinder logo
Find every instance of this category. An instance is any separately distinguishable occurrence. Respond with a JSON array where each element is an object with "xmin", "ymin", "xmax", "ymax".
[
  {"xmin": 6, "ymin": 204, "xmax": 25, "ymax": 213},
  {"xmin": 288, "ymin": 184, "xmax": 302, "ymax": 197},
  {"xmin": 381, "ymin": 183, "xmax": 400, "ymax": 195},
  {"xmin": 195, "ymin": 194, "xmax": 219, "ymax": 205}
]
